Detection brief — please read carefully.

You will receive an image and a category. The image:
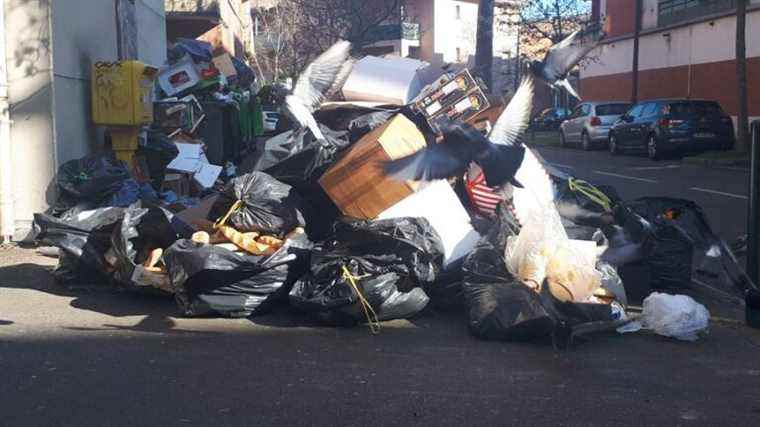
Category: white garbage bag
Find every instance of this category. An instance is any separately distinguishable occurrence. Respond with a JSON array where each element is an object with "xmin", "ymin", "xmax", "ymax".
[{"xmin": 640, "ymin": 292, "xmax": 710, "ymax": 341}]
